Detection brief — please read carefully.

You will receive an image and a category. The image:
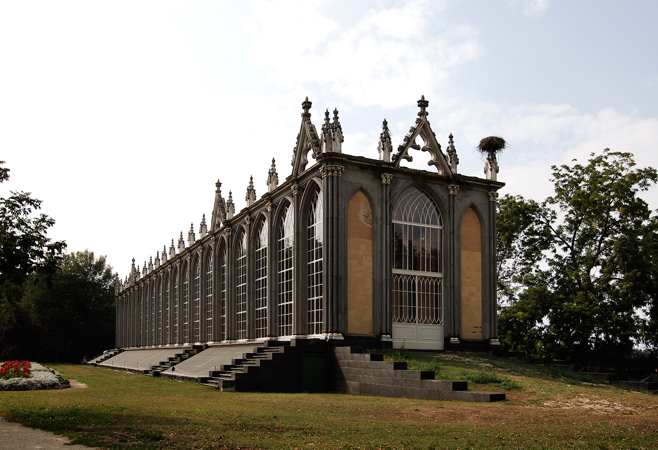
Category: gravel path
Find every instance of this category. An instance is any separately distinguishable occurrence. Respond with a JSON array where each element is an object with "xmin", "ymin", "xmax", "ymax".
[
  {"xmin": 0, "ymin": 376, "xmax": 93, "ymax": 449},
  {"xmin": 0, "ymin": 418, "xmax": 97, "ymax": 449}
]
